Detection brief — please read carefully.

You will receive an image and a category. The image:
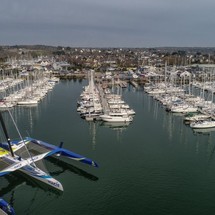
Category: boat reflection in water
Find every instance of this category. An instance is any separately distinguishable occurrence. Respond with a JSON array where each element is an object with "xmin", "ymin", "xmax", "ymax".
[
  {"xmin": 192, "ymin": 127, "xmax": 215, "ymax": 135},
  {"xmin": 0, "ymin": 154, "xmax": 99, "ymax": 214},
  {"xmin": 0, "ymin": 173, "xmax": 60, "ymax": 215},
  {"xmin": 99, "ymin": 121, "xmax": 131, "ymax": 130},
  {"xmin": 47, "ymin": 156, "xmax": 99, "ymax": 182}
]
